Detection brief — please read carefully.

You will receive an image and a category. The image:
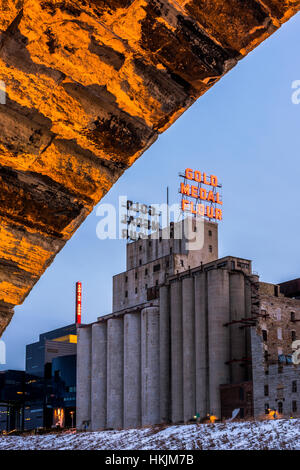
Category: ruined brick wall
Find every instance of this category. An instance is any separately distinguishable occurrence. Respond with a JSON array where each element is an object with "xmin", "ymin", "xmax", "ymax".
[
  {"xmin": 259, "ymin": 290, "xmax": 300, "ymax": 363},
  {"xmin": 251, "ymin": 288, "xmax": 300, "ymax": 417},
  {"xmin": 259, "ymin": 282, "xmax": 279, "ymax": 296}
]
